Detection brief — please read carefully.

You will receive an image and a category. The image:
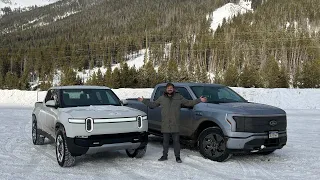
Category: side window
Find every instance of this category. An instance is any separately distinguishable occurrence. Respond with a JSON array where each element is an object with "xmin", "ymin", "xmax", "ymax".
[
  {"xmin": 176, "ymin": 87, "xmax": 192, "ymax": 100},
  {"xmin": 44, "ymin": 90, "xmax": 53, "ymax": 103},
  {"xmin": 218, "ymin": 88, "xmax": 233, "ymax": 100},
  {"xmin": 153, "ymin": 86, "xmax": 165, "ymax": 101}
]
